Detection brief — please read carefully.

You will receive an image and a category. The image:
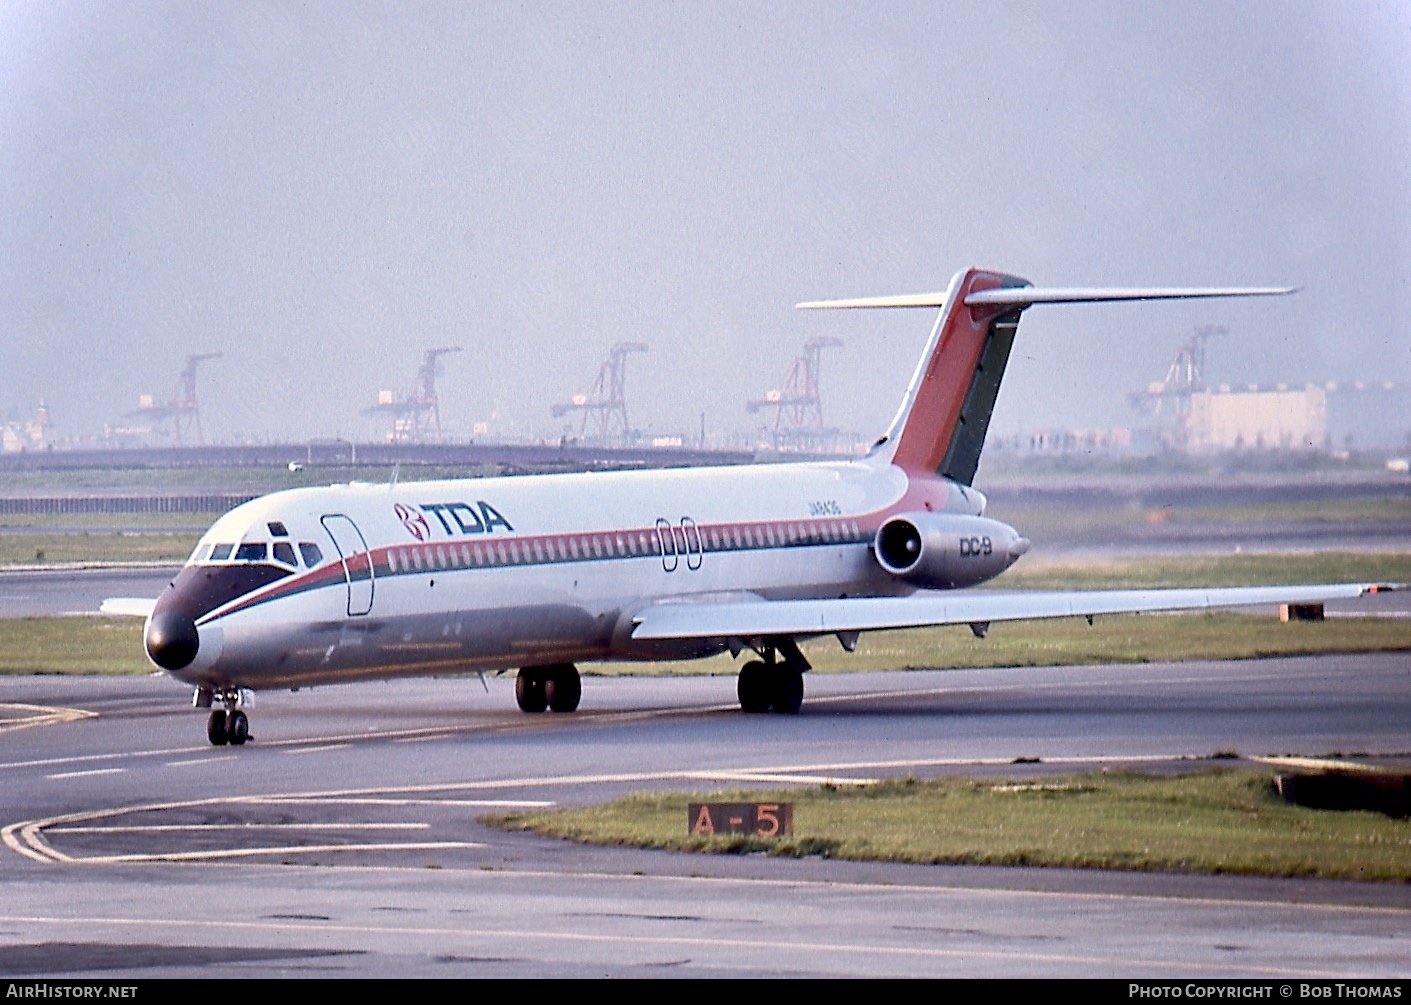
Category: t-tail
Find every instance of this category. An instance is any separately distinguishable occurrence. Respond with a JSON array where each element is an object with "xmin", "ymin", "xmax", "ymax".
[{"xmin": 799, "ymin": 269, "xmax": 1296, "ymax": 485}]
